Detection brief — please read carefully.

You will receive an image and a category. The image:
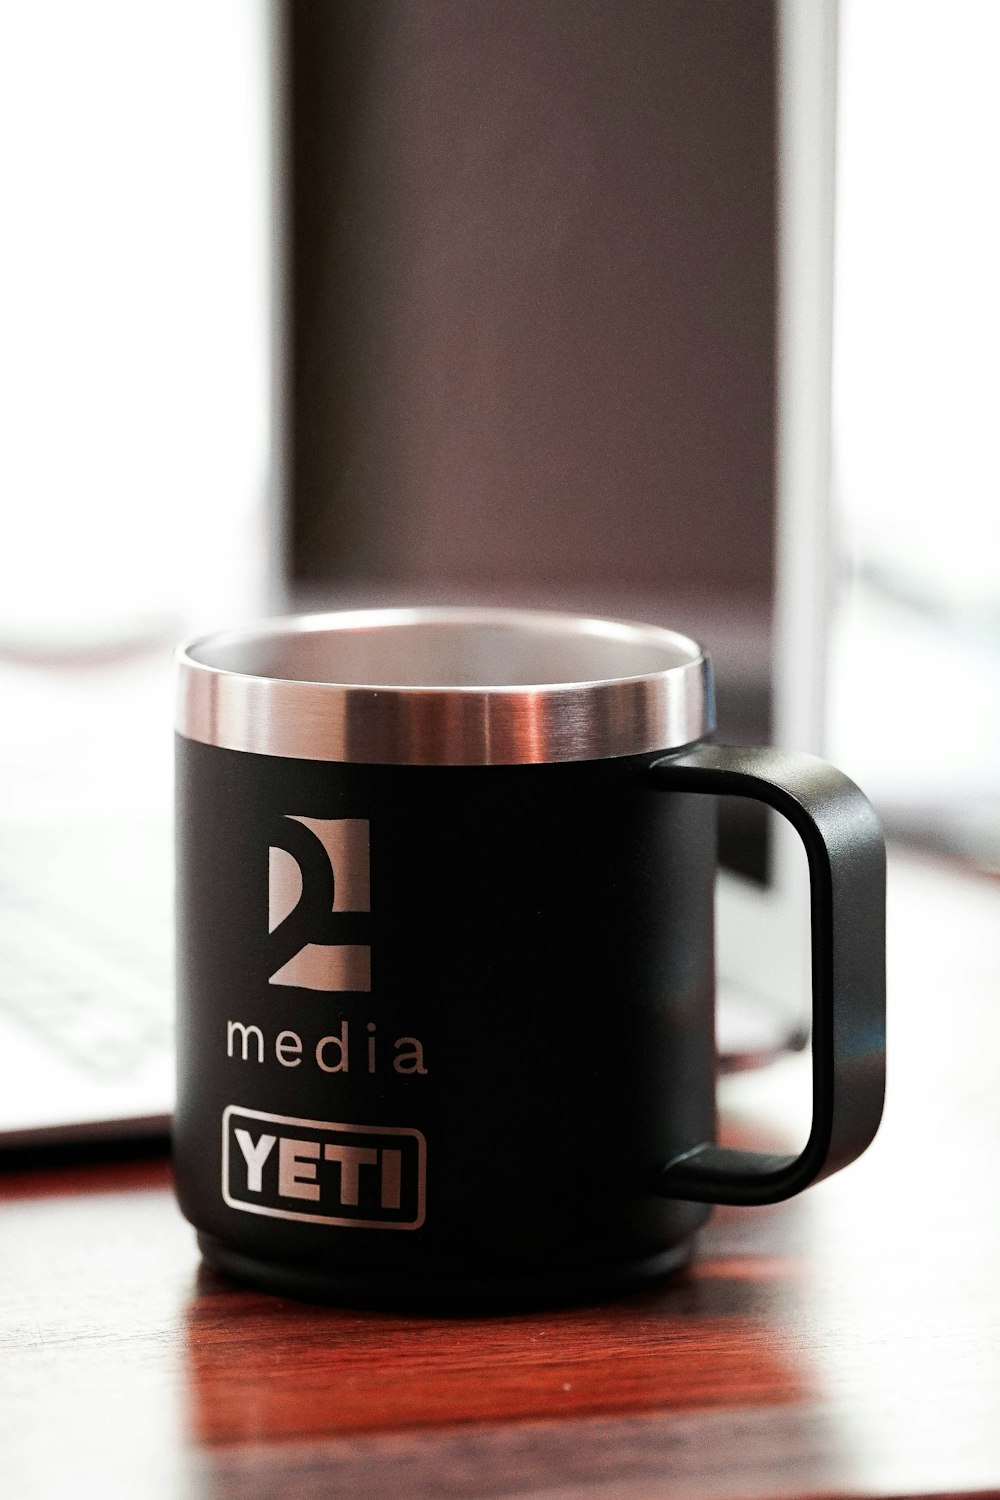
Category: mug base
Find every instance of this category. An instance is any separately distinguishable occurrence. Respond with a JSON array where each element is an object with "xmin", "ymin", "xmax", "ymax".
[{"xmin": 196, "ymin": 1233, "xmax": 694, "ymax": 1313}]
